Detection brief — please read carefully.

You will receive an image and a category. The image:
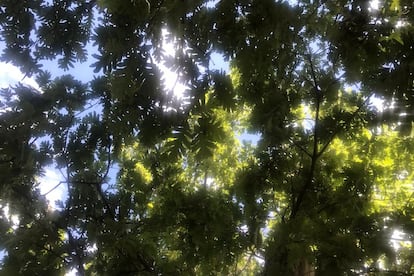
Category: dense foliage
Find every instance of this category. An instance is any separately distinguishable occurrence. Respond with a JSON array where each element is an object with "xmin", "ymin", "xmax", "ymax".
[{"xmin": 1, "ymin": 0, "xmax": 414, "ymax": 275}]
